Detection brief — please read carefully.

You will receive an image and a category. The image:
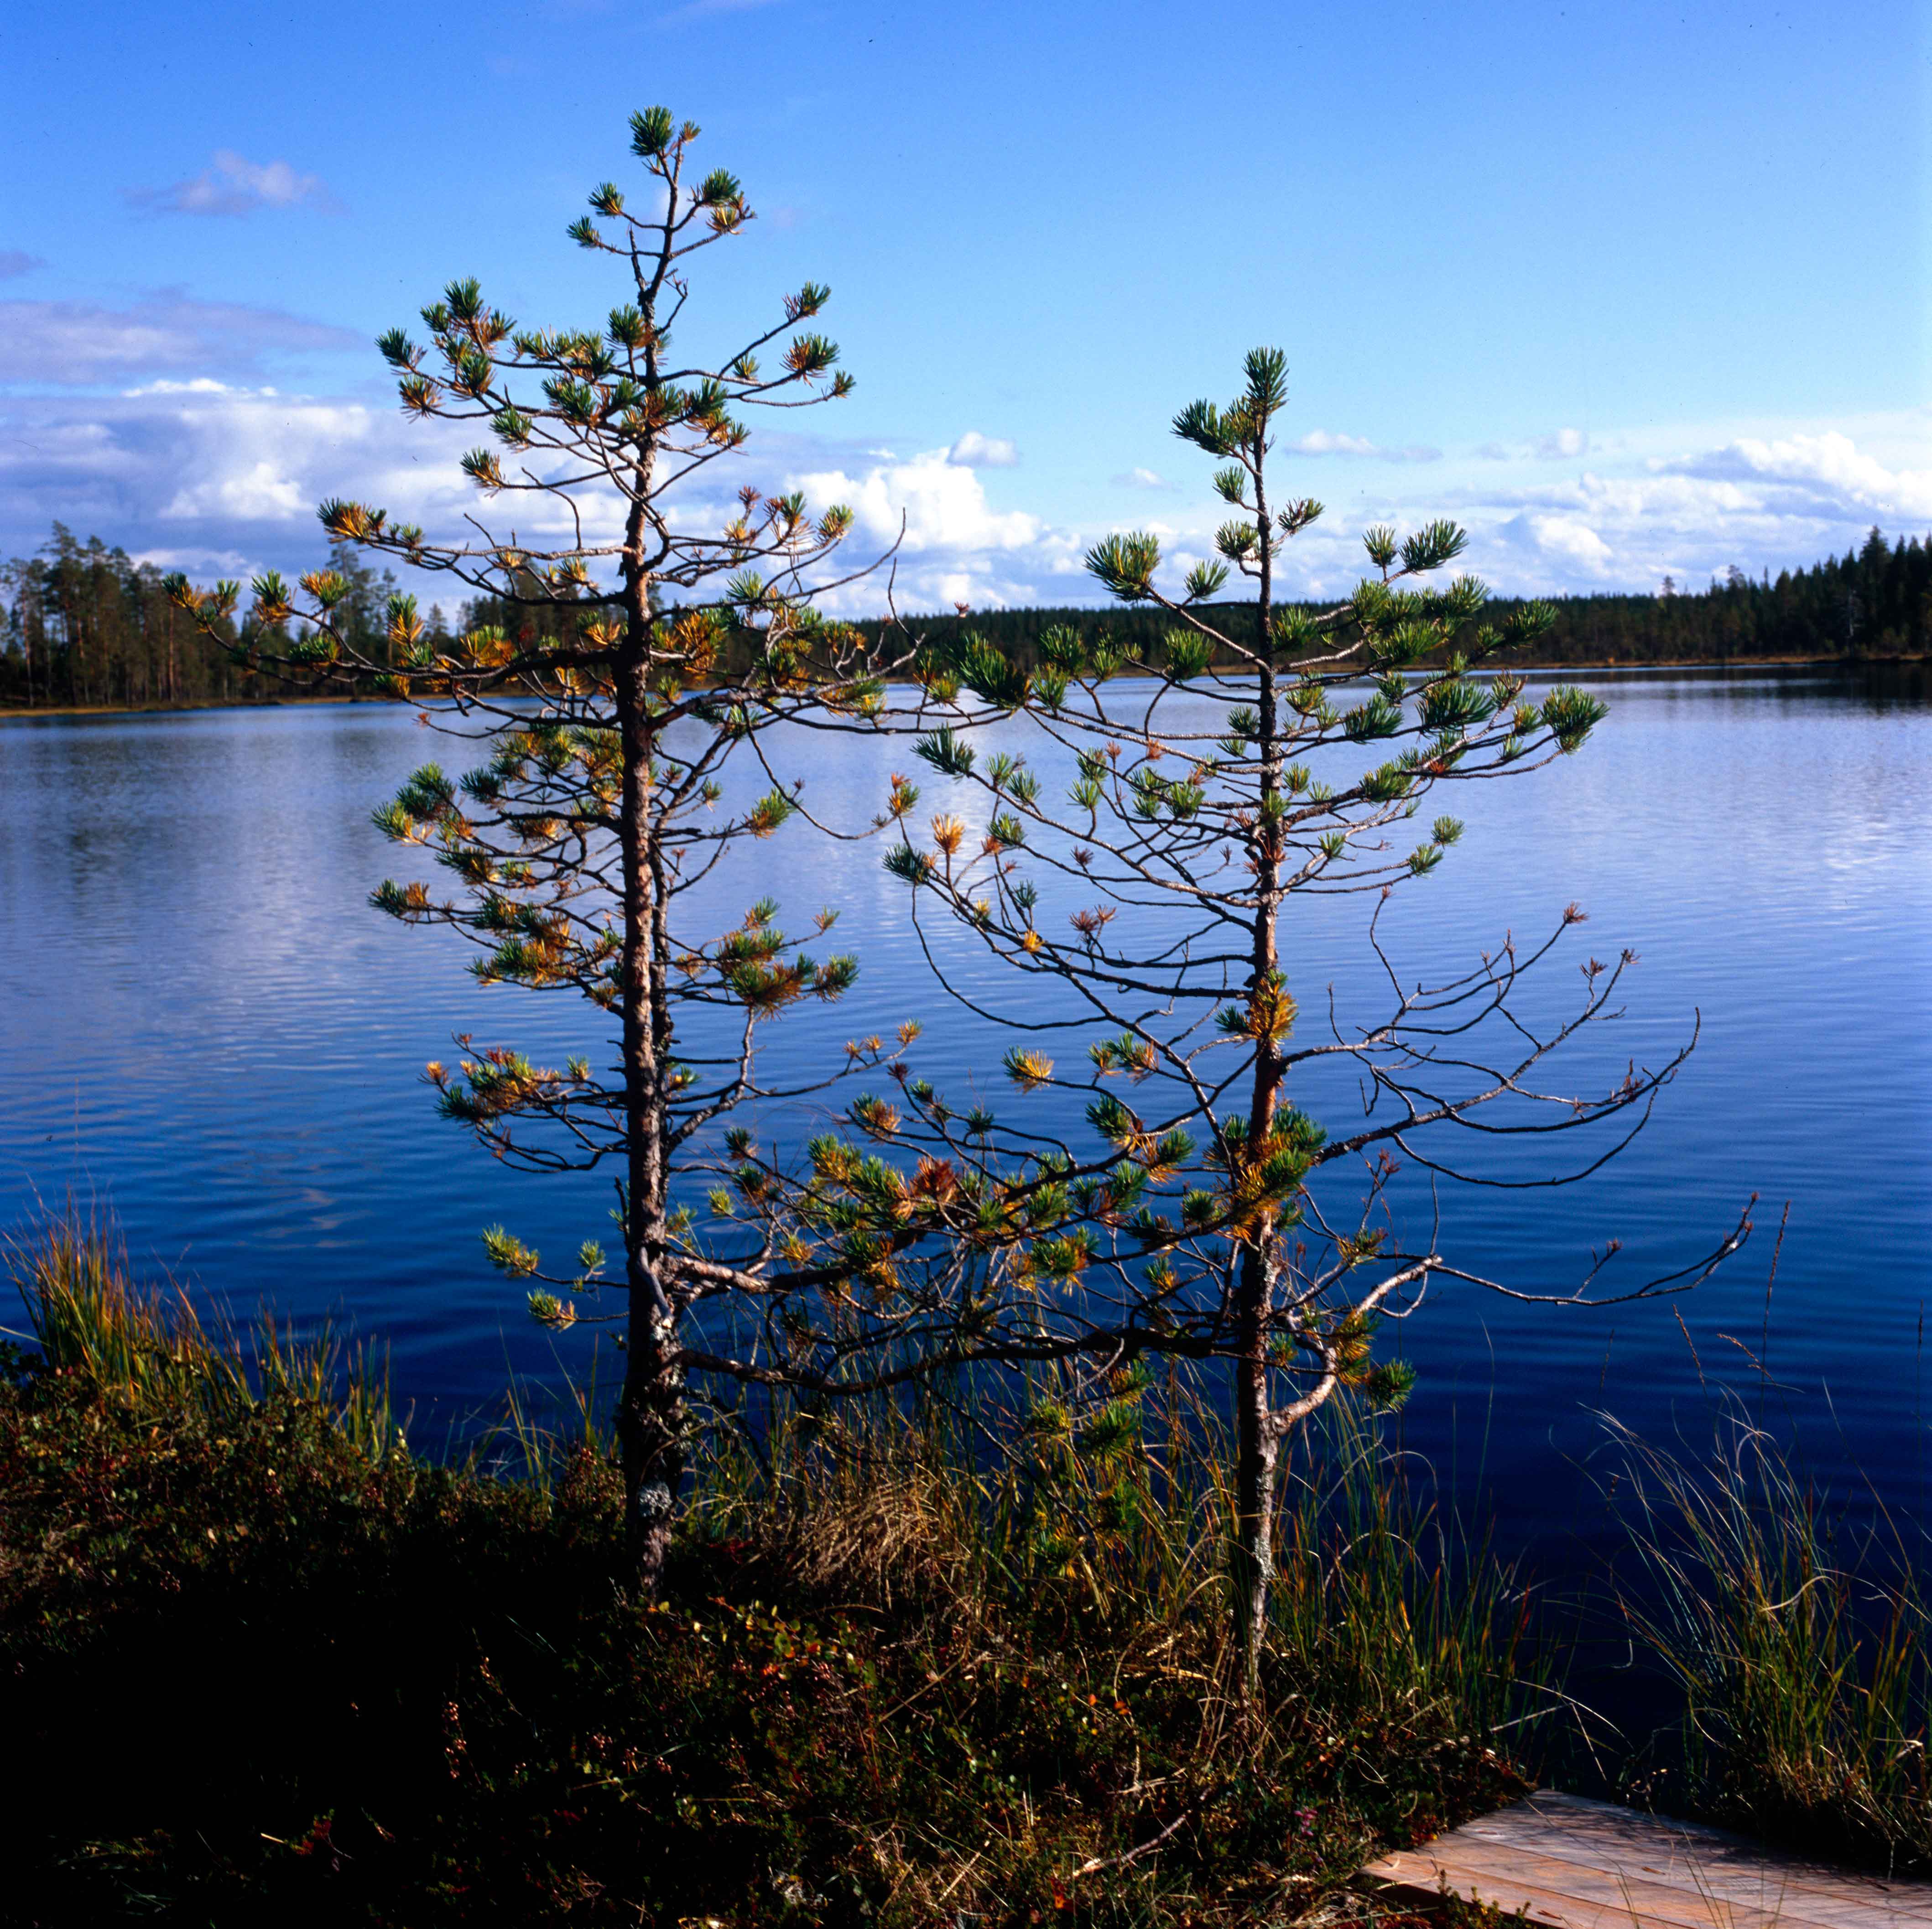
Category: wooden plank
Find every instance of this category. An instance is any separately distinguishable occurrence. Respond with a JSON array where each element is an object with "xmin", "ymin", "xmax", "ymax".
[
  {"xmin": 1441, "ymin": 1814, "xmax": 1911, "ymax": 1920},
  {"xmin": 1444, "ymin": 1798, "xmax": 1922, "ymax": 1924},
  {"xmin": 1368, "ymin": 1865, "xmax": 1732, "ymax": 1929},
  {"xmin": 1376, "ymin": 1834, "xmax": 1885, "ymax": 1929},
  {"xmin": 1505, "ymin": 1793, "xmax": 1931, "ymax": 1925},
  {"xmin": 1369, "ymin": 1840, "xmax": 1774, "ymax": 1929},
  {"xmin": 1359, "ymin": 1791, "xmax": 1932, "ymax": 1929}
]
